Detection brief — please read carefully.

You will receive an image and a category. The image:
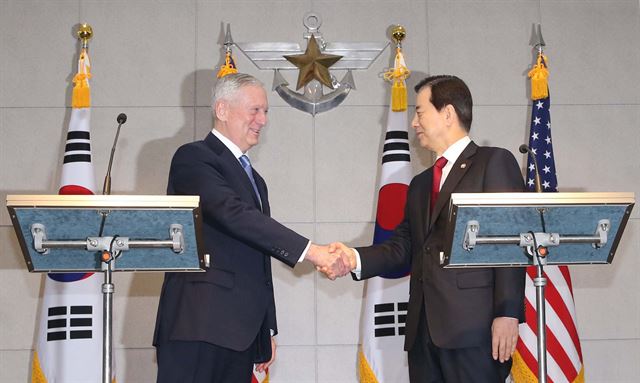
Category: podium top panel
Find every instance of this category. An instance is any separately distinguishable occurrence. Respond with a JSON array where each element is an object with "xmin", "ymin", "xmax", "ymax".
[
  {"xmin": 6, "ymin": 194, "xmax": 199, "ymax": 208},
  {"xmin": 451, "ymin": 192, "xmax": 635, "ymax": 206},
  {"xmin": 443, "ymin": 192, "xmax": 635, "ymax": 268},
  {"xmin": 6, "ymin": 194, "xmax": 204, "ymax": 273}
]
